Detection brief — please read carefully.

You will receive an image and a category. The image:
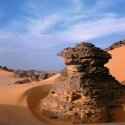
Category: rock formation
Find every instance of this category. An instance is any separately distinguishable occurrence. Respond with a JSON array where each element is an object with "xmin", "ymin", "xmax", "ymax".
[
  {"xmin": 39, "ymin": 42, "xmax": 125, "ymax": 124},
  {"xmin": 0, "ymin": 66, "xmax": 13, "ymax": 72},
  {"xmin": 105, "ymin": 39, "xmax": 125, "ymax": 51},
  {"xmin": 0, "ymin": 66, "xmax": 56, "ymax": 83},
  {"xmin": 14, "ymin": 70, "xmax": 56, "ymax": 82}
]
